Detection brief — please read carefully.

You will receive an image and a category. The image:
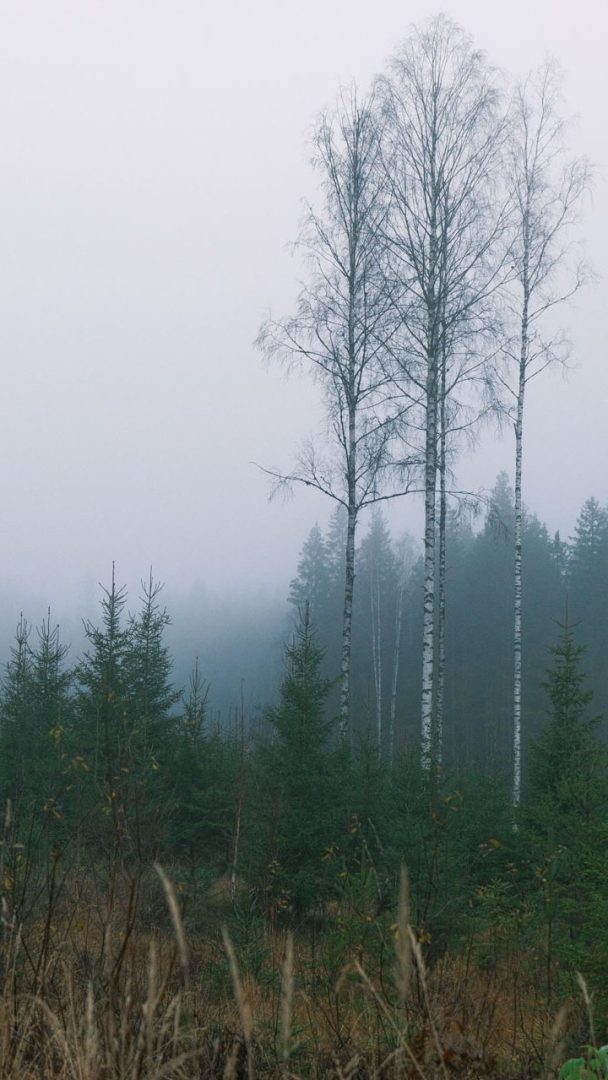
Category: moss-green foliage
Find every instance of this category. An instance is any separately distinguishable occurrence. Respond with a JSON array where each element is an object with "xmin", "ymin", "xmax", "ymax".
[
  {"xmin": 1, "ymin": 579, "xmax": 608, "ymax": 1047},
  {"xmin": 249, "ymin": 605, "xmax": 346, "ymax": 916},
  {"xmin": 0, "ymin": 613, "xmax": 73, "ymax": 847},
  {"xmin": 520, "ymin": 622, "xmax": 608, "ymax": 1011},
  {"xmin": 559, "ymin": 1046, "xmax": 608, "ymax": 1079},
  {"xmin": 70, "ymin": 572, "xmax": 182, "ymax": 859},
  {"xmin": 172, "ymin": 722, "xmax": 245, "ymax": 877}
]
